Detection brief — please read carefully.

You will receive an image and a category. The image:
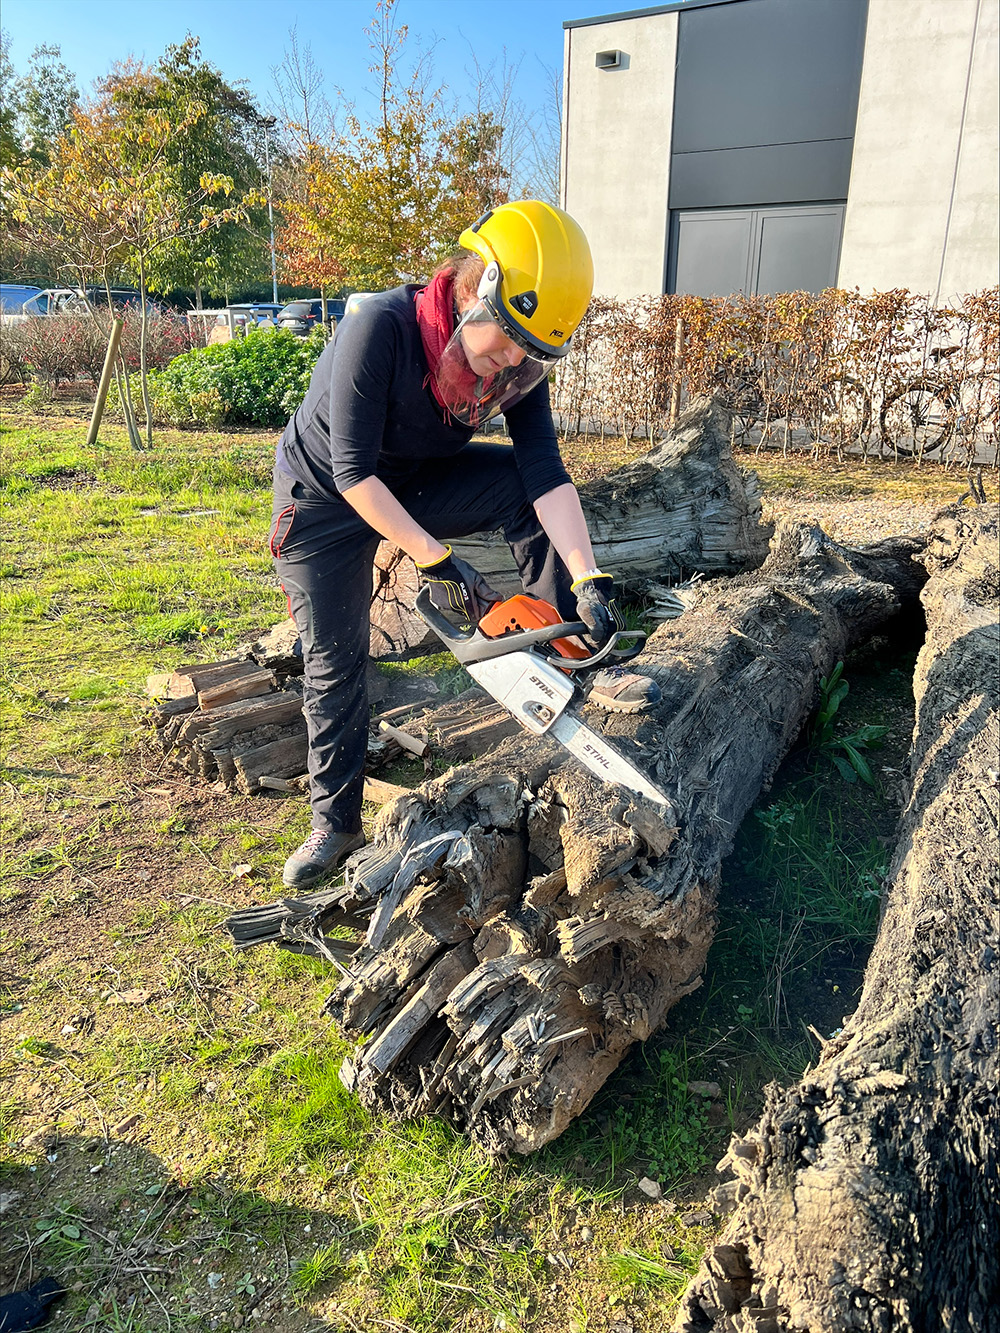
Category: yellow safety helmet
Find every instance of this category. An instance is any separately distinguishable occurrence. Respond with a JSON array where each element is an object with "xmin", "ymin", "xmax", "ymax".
[{"xmin": 459, "ymin": 201, "xmax": 594, "ymax": 358}]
